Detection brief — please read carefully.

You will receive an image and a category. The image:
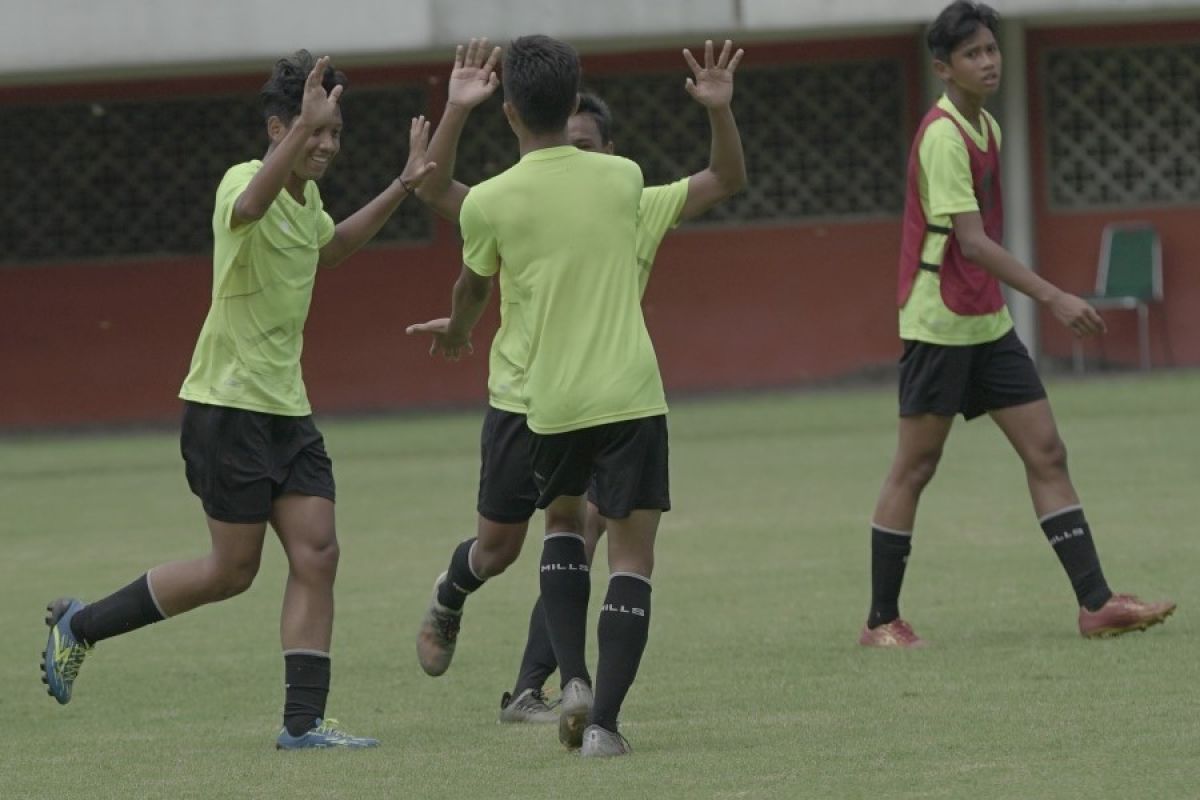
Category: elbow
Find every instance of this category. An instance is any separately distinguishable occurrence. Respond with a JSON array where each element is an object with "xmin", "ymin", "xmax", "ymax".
[
  {"xmin": 958, "ymin": 235, "xmax": 985, "ymax": 263},
  {"xmin": 726, "ymin": 168, "xmax": 749, "ymax": 195}
]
